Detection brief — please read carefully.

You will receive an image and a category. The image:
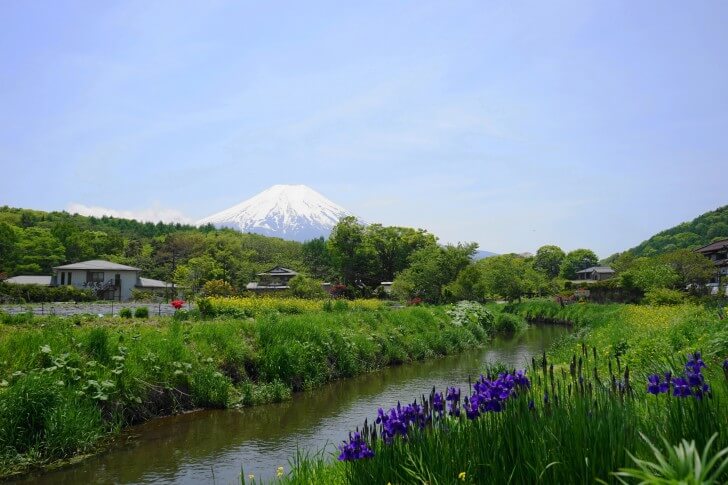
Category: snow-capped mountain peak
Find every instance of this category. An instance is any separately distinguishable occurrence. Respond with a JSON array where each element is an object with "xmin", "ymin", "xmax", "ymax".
[{"xmin": 196, "ymin": 185, "xmax": 352, "ymax": 241}]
